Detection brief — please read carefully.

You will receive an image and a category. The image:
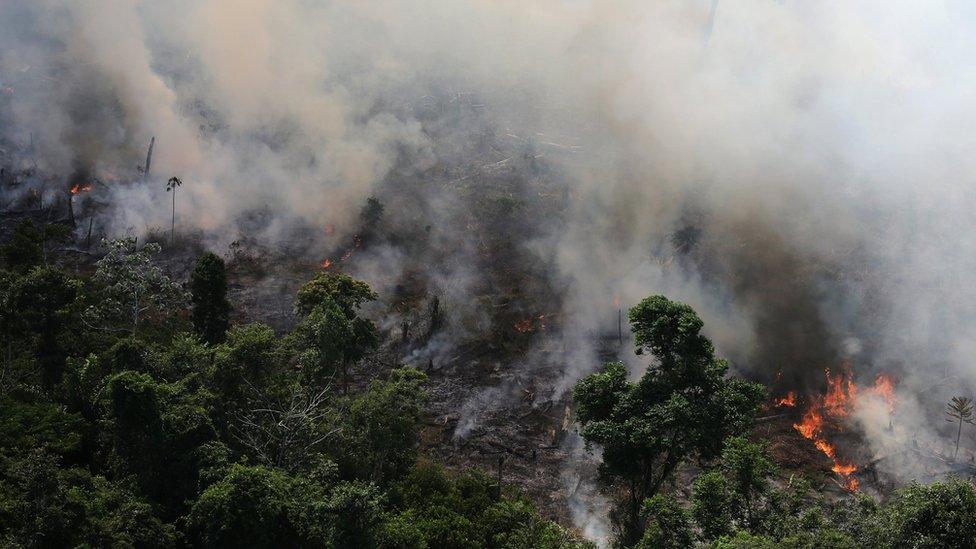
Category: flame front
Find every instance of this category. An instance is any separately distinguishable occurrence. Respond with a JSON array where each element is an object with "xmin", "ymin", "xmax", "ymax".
[
  {"xmin": 70, "ymin": 183, "xmax": 93, "ymax": 195},
  {"xmin": 514, "ymin": 319, "xmax": 533, "ymax": 333},
  {"xmin": 775, "ymin": 391, "xmax": 796, "ymax": 407},
  {"xmin": 790, "ymin": 369, "xmax": 898, "ymax": 492}
]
